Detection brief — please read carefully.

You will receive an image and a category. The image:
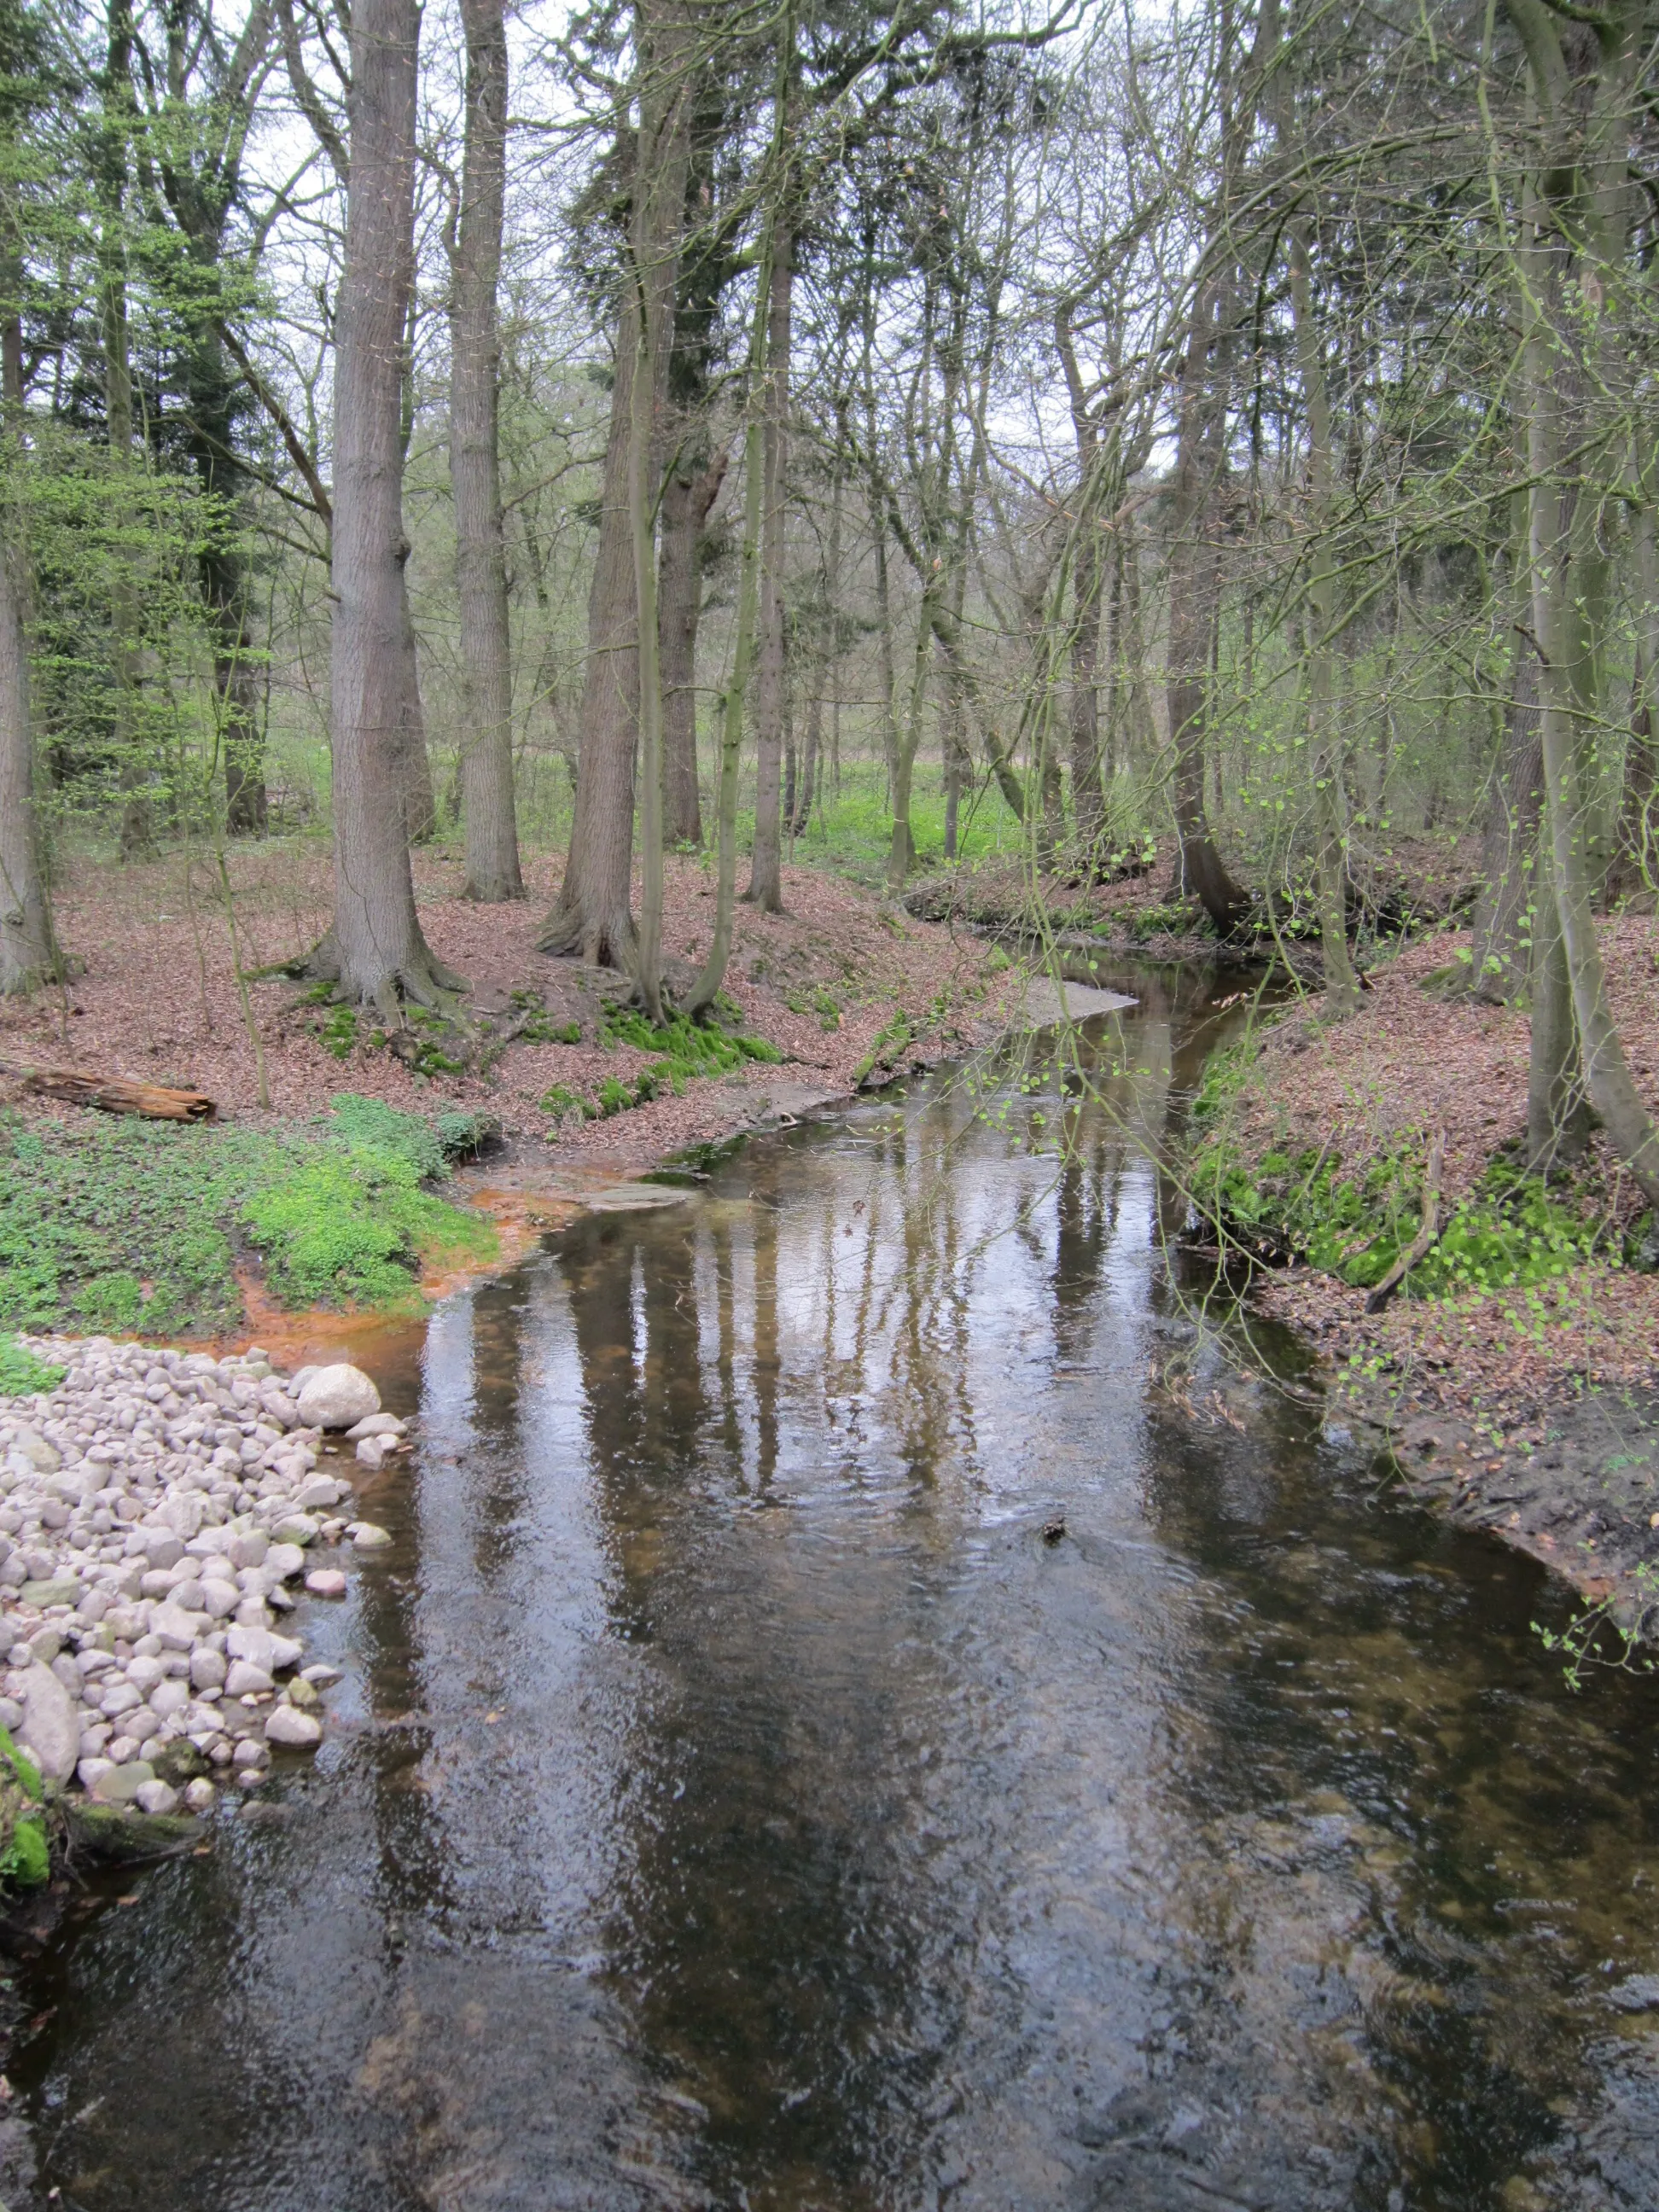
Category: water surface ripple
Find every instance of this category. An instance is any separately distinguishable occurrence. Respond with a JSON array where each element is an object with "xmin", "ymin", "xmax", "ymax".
[{"xmin": 10, "ymin": 964, "xmax": 1659, "ymax": 2210}]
